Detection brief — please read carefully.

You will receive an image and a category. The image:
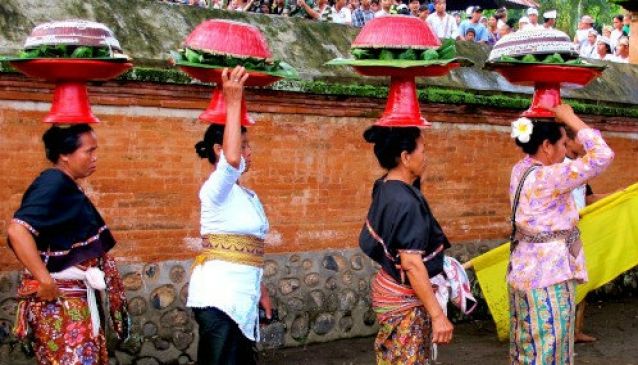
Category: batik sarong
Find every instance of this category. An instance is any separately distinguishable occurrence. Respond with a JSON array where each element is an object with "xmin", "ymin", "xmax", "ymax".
[
  {"xmin": 13, "ymin": 255, "xmax": 128, "ymax": 365},
  {"xmin": 371, "ymin": 269, "xmax": 432, "ymax": 365},
  {"xmin": 509, "ymin": 280, "xmax": 576, "ymax": 365}
]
